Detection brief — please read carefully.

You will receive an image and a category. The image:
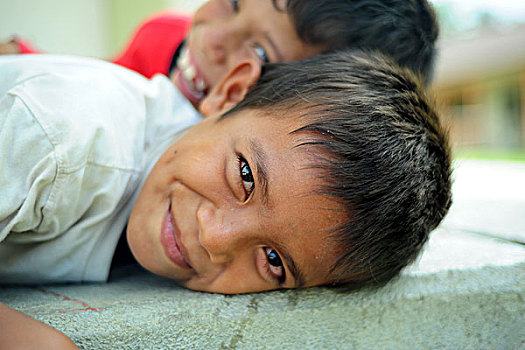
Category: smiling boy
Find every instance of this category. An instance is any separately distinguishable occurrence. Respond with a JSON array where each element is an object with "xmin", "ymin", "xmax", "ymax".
[
  {"xmin": 127, "ymin": 99, "xmax": 342, "ymax": 292},
  {"xmin": 170, "ymin": 0, "xmax": 325, "ymax": 105},
  {"xmin": 127, "ymin": 51, "xmax": 453, "ymax": 293},
  {"xmin": 172, "ymin": 0, "xmax": 439, "ymax": 107}
]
